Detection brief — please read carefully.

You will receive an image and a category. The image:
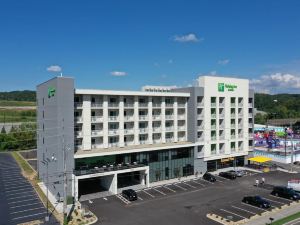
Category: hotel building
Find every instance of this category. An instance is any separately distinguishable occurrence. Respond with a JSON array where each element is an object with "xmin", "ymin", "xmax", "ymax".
[{"xmin": 37, "ymin": 75, "xmax": 254, "ymax": 201}]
